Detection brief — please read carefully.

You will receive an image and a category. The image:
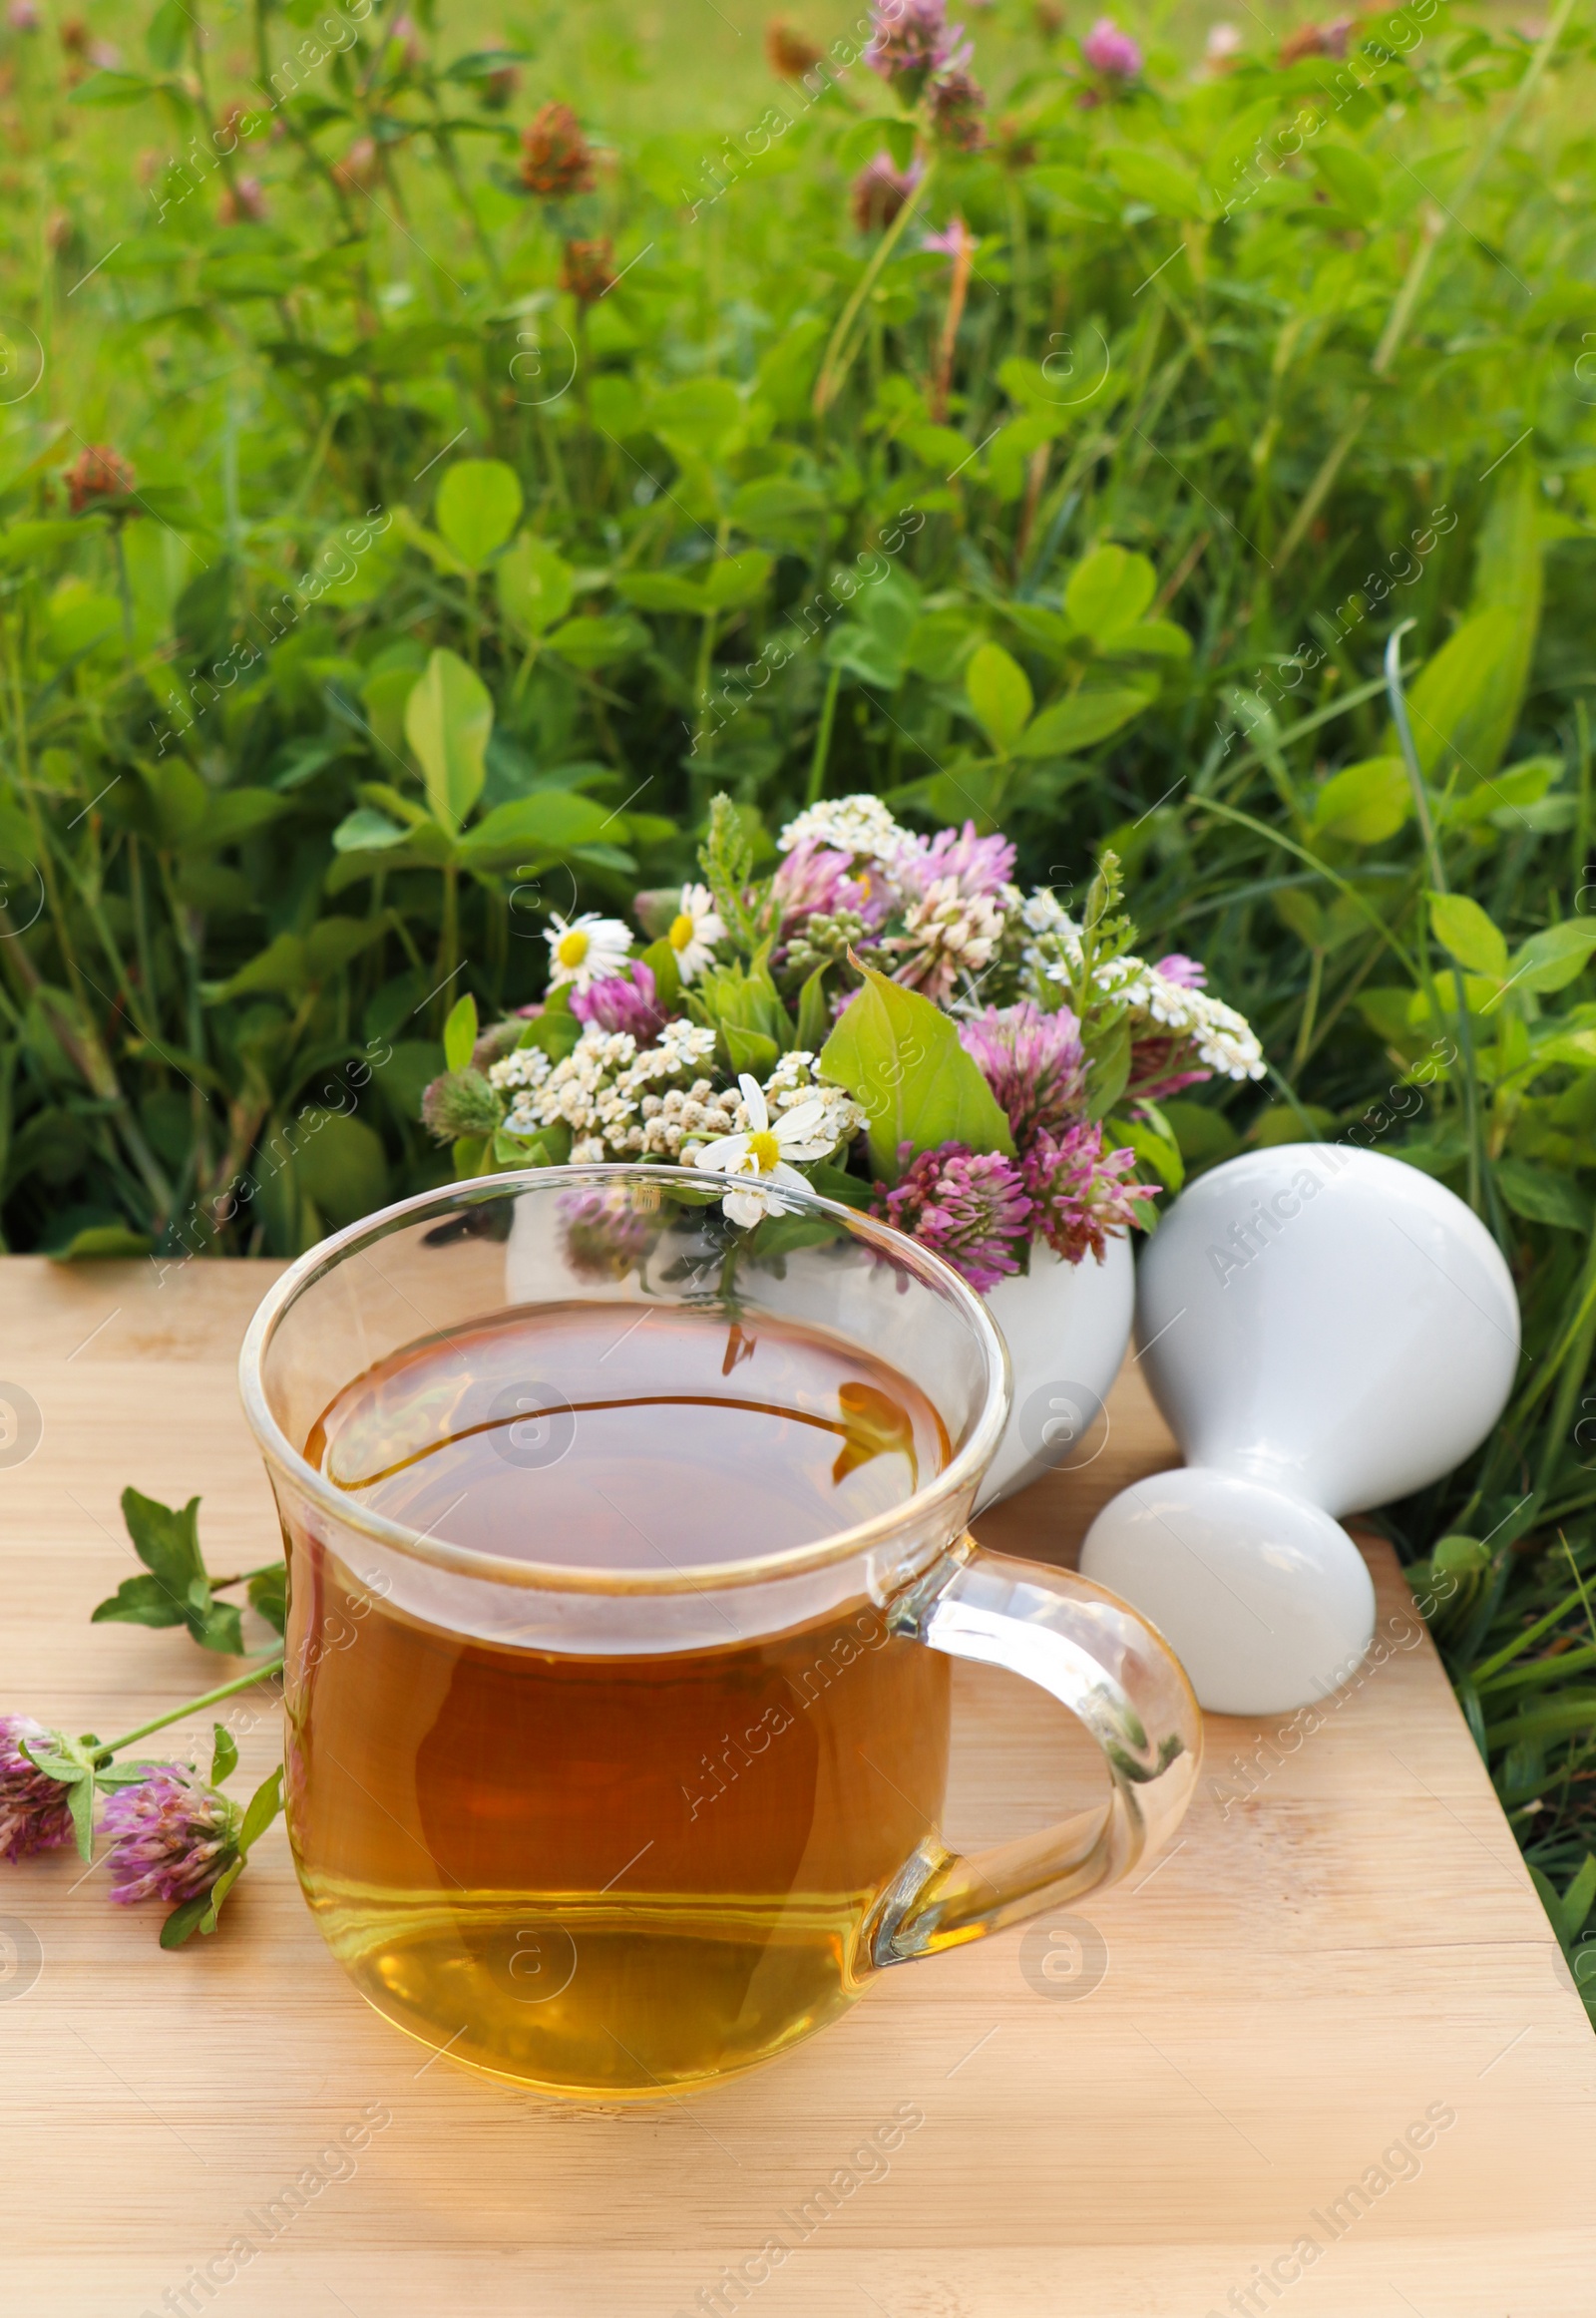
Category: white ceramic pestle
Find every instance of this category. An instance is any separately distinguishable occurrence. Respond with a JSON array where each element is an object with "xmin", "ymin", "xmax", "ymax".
[{"xmin": 1078, "ymin": 1144, "xmax": 1521, "ymax": 1714}]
